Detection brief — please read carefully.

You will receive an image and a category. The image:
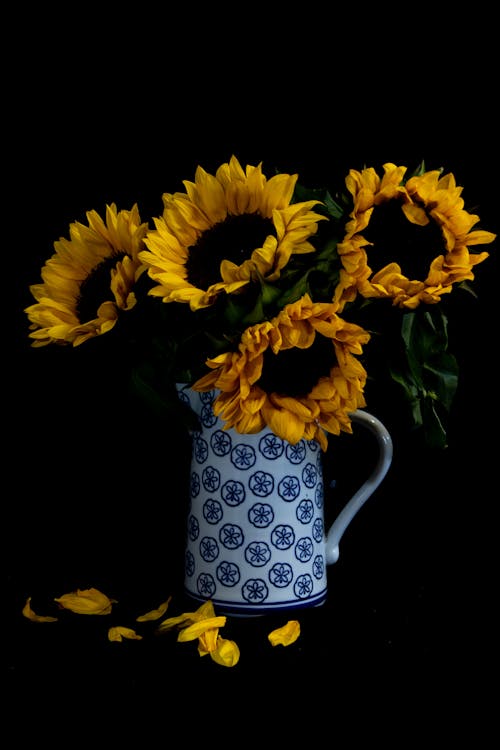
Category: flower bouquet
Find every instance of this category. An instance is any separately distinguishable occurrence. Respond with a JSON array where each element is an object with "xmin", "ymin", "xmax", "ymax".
[{"xmin": 24, "ymin": 155, "xmax": 496, "ymax": 450}]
